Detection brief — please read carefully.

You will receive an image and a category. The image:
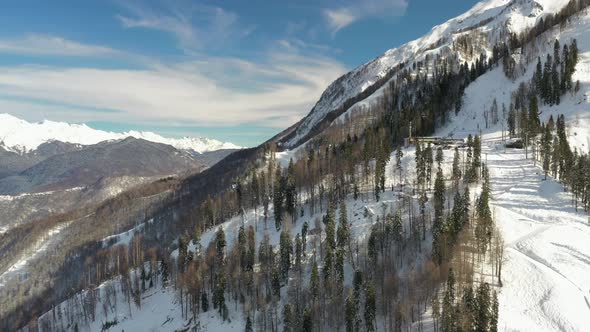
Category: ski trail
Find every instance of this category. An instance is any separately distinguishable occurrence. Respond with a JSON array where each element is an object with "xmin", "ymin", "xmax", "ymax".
[{"xmin": 486, "ymin": 144, "xmax": 590, "ymax": 331}]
